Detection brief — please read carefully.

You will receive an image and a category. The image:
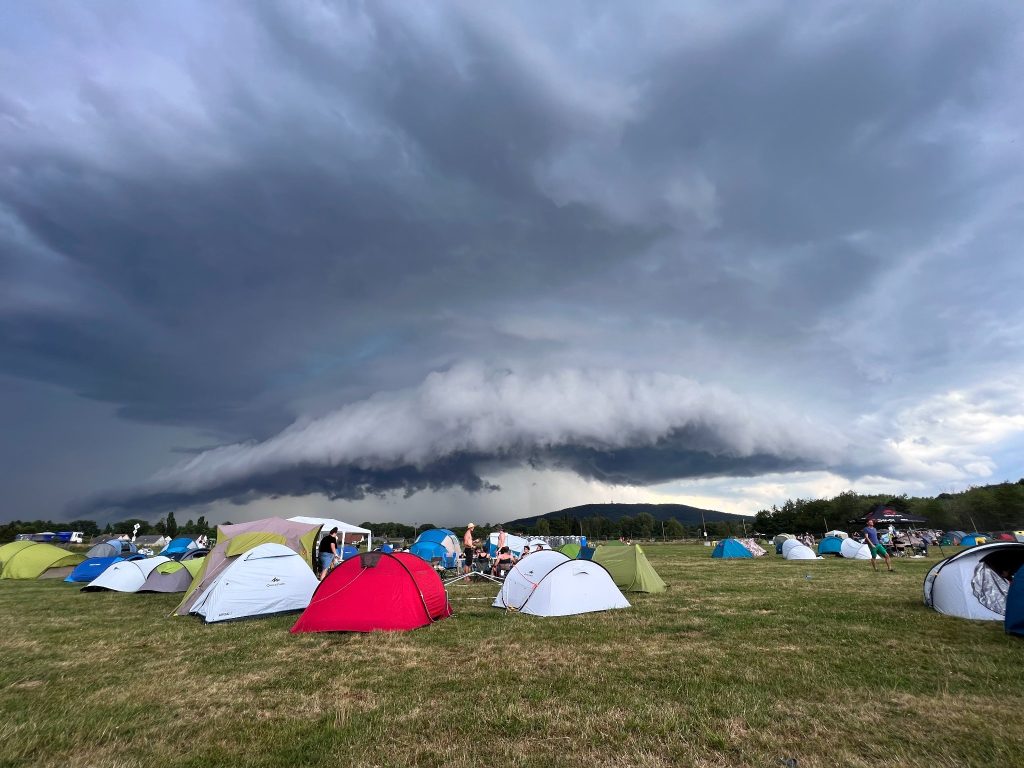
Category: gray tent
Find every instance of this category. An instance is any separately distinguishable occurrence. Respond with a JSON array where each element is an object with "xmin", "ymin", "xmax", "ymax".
[
  {"xmin": 86, "ymin": 540, "xmax": 138, "ymax": 559},
  {"xmin": 138, "ymin": 558, "xmax": 204, "ymax": 593}
]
